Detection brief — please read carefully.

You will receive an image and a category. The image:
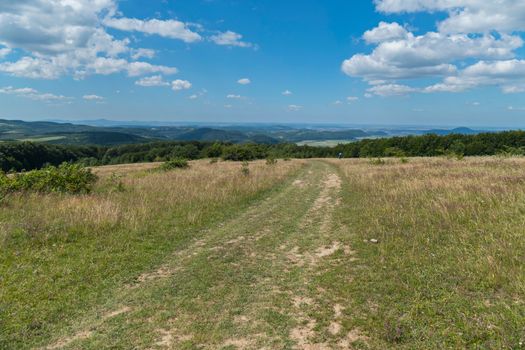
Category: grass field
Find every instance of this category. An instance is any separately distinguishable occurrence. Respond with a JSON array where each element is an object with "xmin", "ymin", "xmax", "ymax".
[
  {"xmin": 1, "ymin": 158, "xmax": 524, "ymax": 349},
  {"xmin": 18, "ymin": 136, "xmax": 67, "ymax": 143},
  {"xmin": 296, "ymin": 140, "xmax": 355, "ymax": 147}
]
